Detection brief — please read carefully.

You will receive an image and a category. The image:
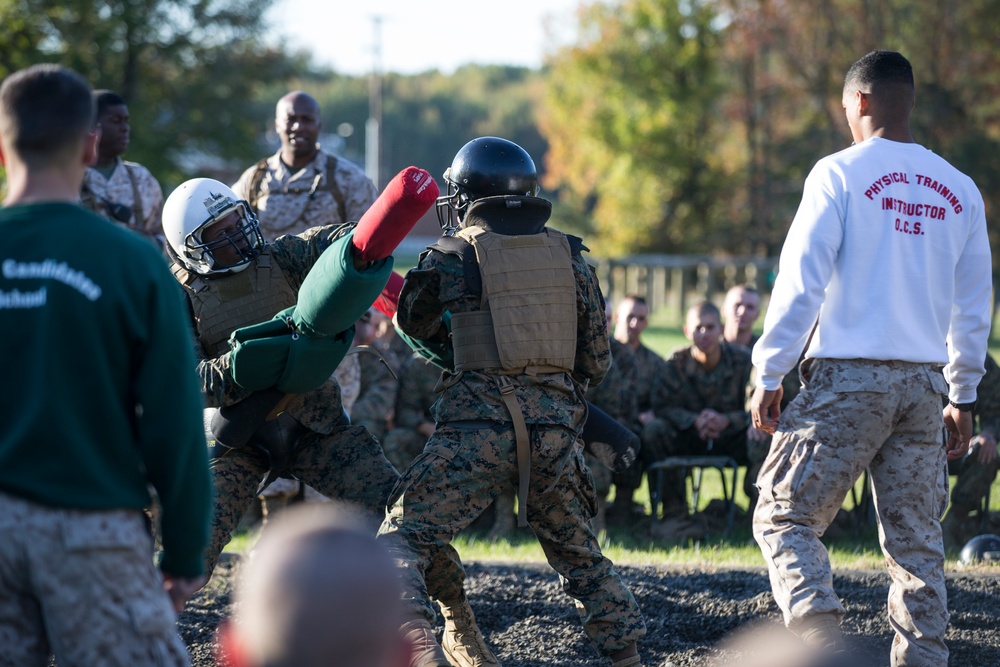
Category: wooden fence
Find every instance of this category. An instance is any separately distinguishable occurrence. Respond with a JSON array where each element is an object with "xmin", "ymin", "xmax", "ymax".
[{"xmin": 595, "ymin": 255, "xmax": 779, "ymax": 324}]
